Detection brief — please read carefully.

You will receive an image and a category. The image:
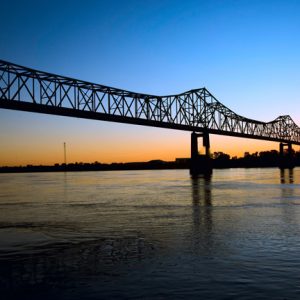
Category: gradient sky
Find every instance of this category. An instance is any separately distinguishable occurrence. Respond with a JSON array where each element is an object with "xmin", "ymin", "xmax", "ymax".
[{"xmin": 1, "ymin": 0, "xmax": 300, "ymax": 166}]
